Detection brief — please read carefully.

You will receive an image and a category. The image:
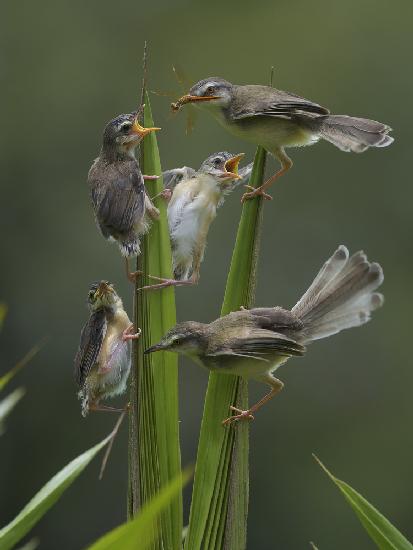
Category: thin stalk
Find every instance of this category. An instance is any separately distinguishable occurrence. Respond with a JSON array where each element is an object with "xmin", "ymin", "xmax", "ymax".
[
  {"xmin": 185, "ymin": 146, "xmax": 267, "ymax": 550},
  {"xmin": 127, "ymin": 89, "xmax": 182, "ymax": 549}
]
